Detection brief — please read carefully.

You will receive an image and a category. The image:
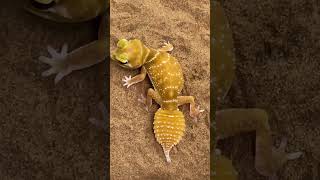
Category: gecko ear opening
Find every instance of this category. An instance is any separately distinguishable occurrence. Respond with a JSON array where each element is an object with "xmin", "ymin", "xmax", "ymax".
[{"xmin": 117, "ymin": 39, "xmax": 129, "ymax": 49}]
